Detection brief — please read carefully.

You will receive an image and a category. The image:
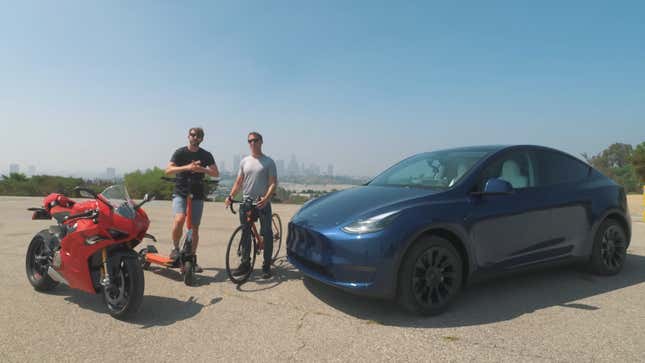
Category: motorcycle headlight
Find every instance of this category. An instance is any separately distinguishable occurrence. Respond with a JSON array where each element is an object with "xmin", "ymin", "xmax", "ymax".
[
  {"xmin": 85, "ymin": 235, "xmax": 108, "ymax": 245},
  {"xmin": 342, "ymin": 211, "xmax": 401, "ymax": 234}
]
